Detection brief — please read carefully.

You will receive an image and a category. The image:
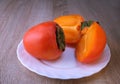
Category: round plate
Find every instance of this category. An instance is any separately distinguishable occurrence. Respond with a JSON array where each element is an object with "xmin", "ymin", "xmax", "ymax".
[{"xmin": 17, "ymin": 40, "xmax": 111, "ymax": 79}]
